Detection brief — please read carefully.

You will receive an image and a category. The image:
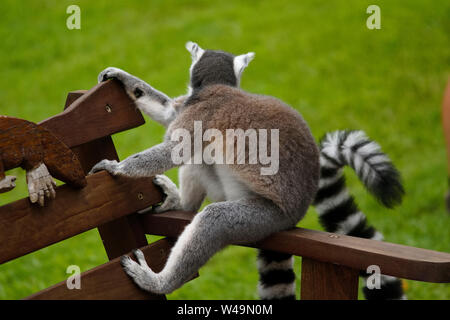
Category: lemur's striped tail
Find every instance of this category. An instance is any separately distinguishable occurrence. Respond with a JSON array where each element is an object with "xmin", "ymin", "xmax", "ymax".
[
  {"xmin": 257, "ymin": 130, "xmax": 406, "ymax": 300},
  {"xmin": 257, "ymin": 249, "xmax": 296, "ymax": 300},
  {"xmin": 314, "ymin": 130, "xmax": 406, "ymax": 300}
]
